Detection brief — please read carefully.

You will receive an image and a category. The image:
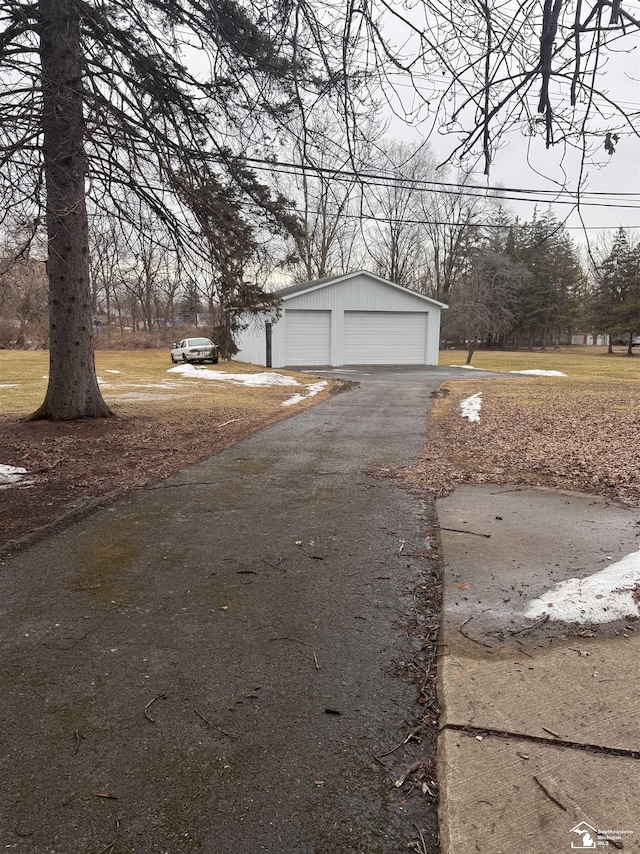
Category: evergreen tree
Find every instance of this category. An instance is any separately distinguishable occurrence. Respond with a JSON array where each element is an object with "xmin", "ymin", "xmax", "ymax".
[
  {"xmin": 180, "ymin": 280, "xmax": 201, "ymax": 327},
  {"xmin": 591, "ymin": 228, "xmax": 640, "ymax": 354},
  {"xmin": 179, "ymin": 173, "xmax": 286, "ymax": 359},
  {"xmin": 0, "ymin": 0, "xmax": 350, "ymax": 418},
  {"xmin": 511, "ymin": 210, "xmax": 583, "ymax": 348}
]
